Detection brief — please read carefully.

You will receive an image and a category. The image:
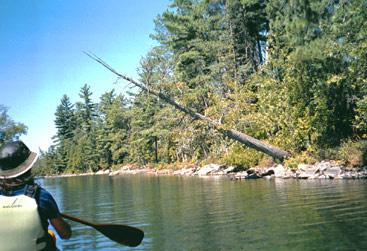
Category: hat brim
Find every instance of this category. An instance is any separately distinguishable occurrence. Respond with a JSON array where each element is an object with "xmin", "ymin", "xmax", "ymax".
[{"xmin": 0, "ymin": 152, "xmax": 38, "ymax": 179}]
